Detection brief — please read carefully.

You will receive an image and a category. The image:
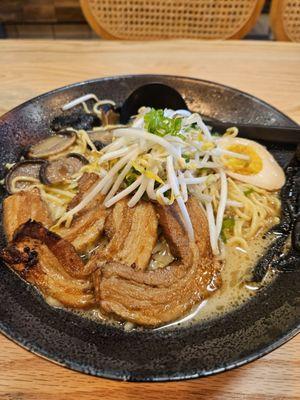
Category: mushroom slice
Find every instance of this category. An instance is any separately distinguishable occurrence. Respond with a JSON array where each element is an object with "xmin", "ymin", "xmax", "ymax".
[
  {"xmin": 5, "ymin": 159, "xmax": 45, "ymax": 194},
  {"xmin": 40, "ymin": 153, "xmax": 88, "ymax": 185},
  {"xmin": 88, "ymin": 130, "xmax": 113, "ymax": 150},
  {"xmin": 28, "ymin": 131, "xmax": 76, "ymax": 159}
]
